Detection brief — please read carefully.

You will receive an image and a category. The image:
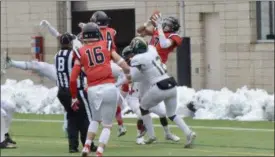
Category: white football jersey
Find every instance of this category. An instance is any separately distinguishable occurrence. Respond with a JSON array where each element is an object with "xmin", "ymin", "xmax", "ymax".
[{"xmin": 130, "ymin": 45, "xmax": 170, "ymax": 85}]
